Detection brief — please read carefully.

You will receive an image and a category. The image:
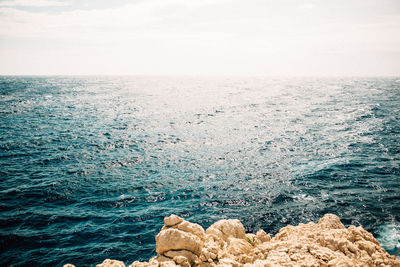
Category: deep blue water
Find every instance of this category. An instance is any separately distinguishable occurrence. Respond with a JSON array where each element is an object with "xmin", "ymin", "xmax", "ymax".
[{"xmin": 0, "ymin": 76, "xmax": 399, "ymax": 266}]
